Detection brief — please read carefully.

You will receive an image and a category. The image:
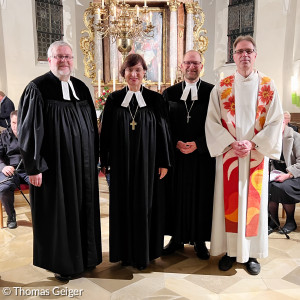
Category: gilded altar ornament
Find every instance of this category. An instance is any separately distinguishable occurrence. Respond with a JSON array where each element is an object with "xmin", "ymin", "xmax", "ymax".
[
  {"xmin": 80, "ymin": 2, "xmax": 97, "ymax": 84},
  {"xmin": 80, "ymin": 0, "xmax": 155, "ymax": 77},
  {"xmin": 192, "ymin": 1, "xmax": 209, "ymax": 55},
  {"xmin": 168, "ymin": 0, "xmax": 180, "ymax": 12},
  {"xmin": 185, "ymin": 1, "xmax": 194, "ymax": 14}
]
